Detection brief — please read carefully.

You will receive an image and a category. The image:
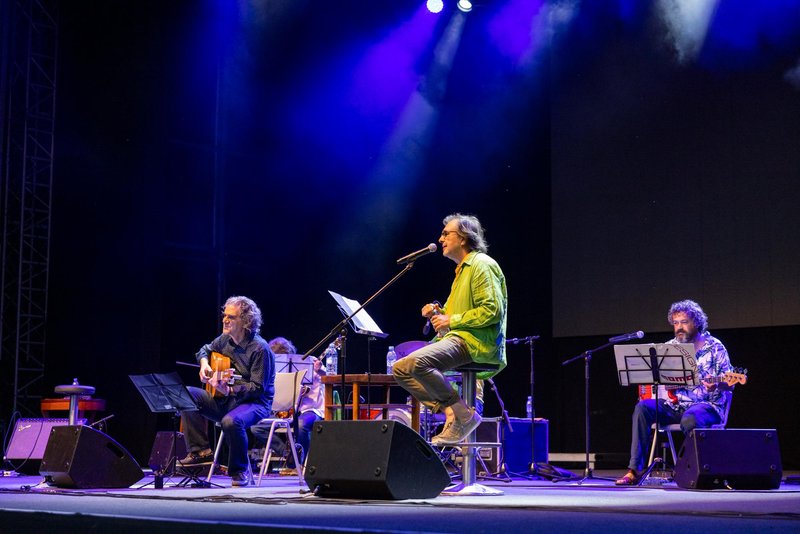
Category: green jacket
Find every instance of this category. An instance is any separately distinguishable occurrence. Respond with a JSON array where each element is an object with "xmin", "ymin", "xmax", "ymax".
[{"xmin": 440, "ymin": 251, "xmax": 508, "ymax": 379}]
